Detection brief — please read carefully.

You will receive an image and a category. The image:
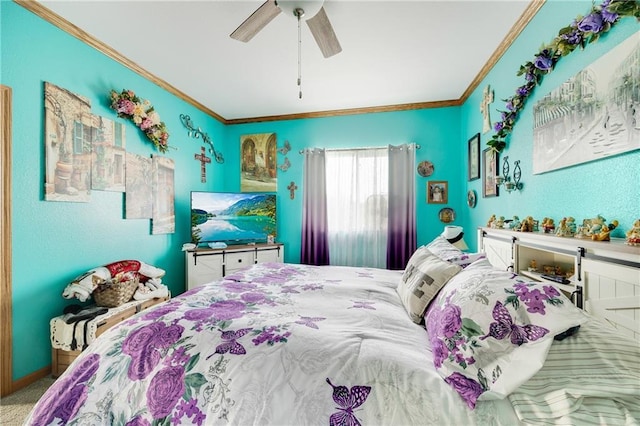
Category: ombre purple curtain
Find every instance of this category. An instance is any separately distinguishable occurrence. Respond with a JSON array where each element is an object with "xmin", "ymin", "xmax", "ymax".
[
  {"xmin": 386, "ymin": 144, "xmax": 417, "ymax": 270},
  {"xmin": 300, "ymin": 149, "xmax": 330, "ymax": 265}
]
